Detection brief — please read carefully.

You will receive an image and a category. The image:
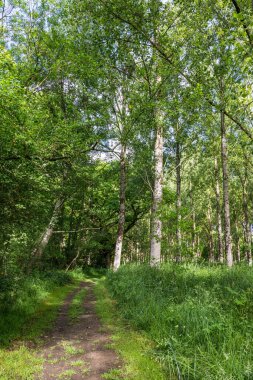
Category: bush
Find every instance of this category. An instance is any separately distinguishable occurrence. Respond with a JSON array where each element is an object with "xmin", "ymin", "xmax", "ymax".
[
  {"xmin": 0, "ymin": 275, "xmax": 20, "ymax": 307},
  {"xmin": 39, "ymin": 270, "xmax": 72, "ymax": 286}
]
